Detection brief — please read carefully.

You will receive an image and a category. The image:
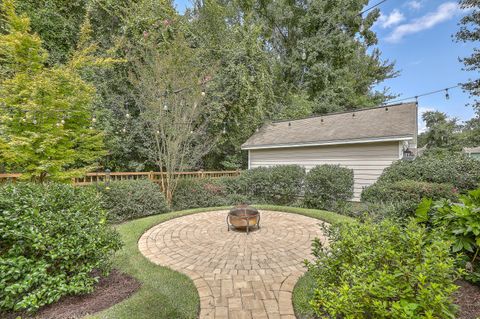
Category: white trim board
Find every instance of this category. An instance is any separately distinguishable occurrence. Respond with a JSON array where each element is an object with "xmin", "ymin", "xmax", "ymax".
[{"xmin": 242, "ymin": 136, "xmax": 414, "ymax": 150}]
